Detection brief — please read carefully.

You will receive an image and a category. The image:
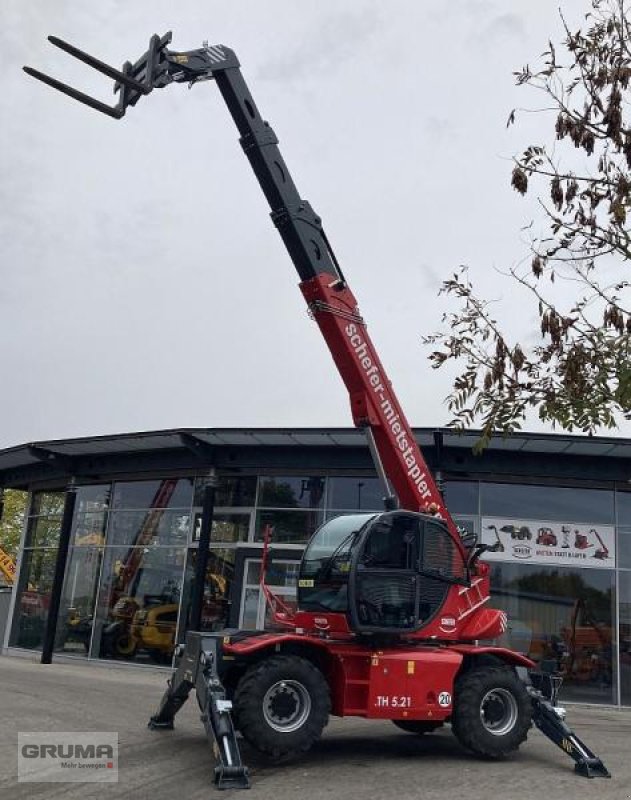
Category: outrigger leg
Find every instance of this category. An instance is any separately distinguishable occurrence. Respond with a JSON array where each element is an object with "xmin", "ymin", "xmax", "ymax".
[
  {"xmin": 528, "ymin": 671, "xmax": 610, "ymax": 779},
  {"xmin": 149, "ymin": 632, "xmax": 250, "ymax": 790}
]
